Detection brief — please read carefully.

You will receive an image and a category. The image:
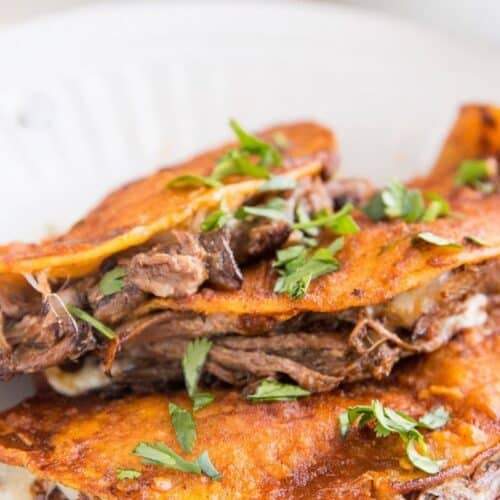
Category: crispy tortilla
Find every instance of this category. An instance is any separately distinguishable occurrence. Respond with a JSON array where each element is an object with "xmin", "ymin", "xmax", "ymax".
[
  {"xmin": 0, "ymin": 329, "xmax": 497, "ymax": 499},
  {"xmin": 0, "ymin": 122, "xmax": 334, "ymax": 278},
  {"xmin": 142, "ymin": 194, "xmax": 500, "ymax": 316}
]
